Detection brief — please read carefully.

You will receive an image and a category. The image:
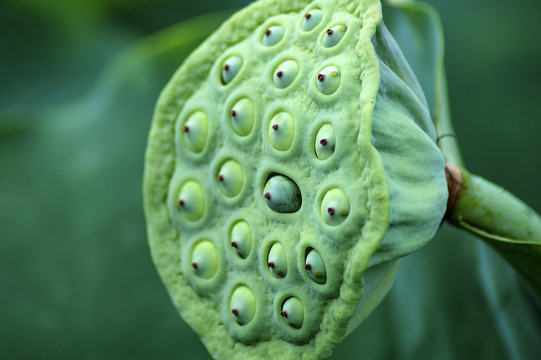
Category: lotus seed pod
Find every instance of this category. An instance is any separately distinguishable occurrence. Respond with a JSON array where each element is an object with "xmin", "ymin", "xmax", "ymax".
[
  {"xmin": 315, "ymin": 123, "xmax": 336, "ymax": 160},
  {"xmin": 217, "ymin": 159, "xmax": 244, "ymax": 197},
  {"xmin": 305, "ymin": 248, "xmax": 327, "ymax": 284},
  {"xmin": 230, "ymin": 98, "xmax": 254, "ymax": 136},
  {"xmin": 177, "ymin": 180, "xmax": 205, "ymax": 221},
  {"xmin": 302, "ymin": 9, "xmax": 323, "ymax": 32},
  {"xmin": 269, "ymin": 112, "xmax": 295, "ymax": 151},
  {"xmin": 267, "ymin": 242, "xmax": 287, "ymax": 278},
  {"xmin": 316, "ymin": 66, "xmax": 341, "ymax": 95},
  {"xmin": 281, "ymin": 297, "xmax": 304, "ymax": 329},
  {"xmin": 144, "ymin": 0, "xmax": 449, "ymax": 358},
  {"xmin": 191, "ymin": 240, "xmax": 219, "ymax": 279},
  {"xmin": 263, "ymin": 26, "xmax": 285, "ymax": 47},
  {"xmin": 182, "ymin": 111, "xmax": 209, "ymax": 153},
  {"xmin": 322, "ymin": 25, "xmax": 347, "ymax": 47},
  {"xmin": 273, "ymin": 60, "xmax": 299, "ymax": 89},
  {"xmin": 222, "ymin": 56, "xmax": 242, "ymax": 84},
  {"xmin": 230, "ymin": 285, "xmax": 257, "ymax": 325},
  {"xmin": 263, "ymin": 175, "xmax": 301, "ymax": 213},
  {"xmin": 230, "ymin": 220, "xmax": 252, "ymax": 259}
]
